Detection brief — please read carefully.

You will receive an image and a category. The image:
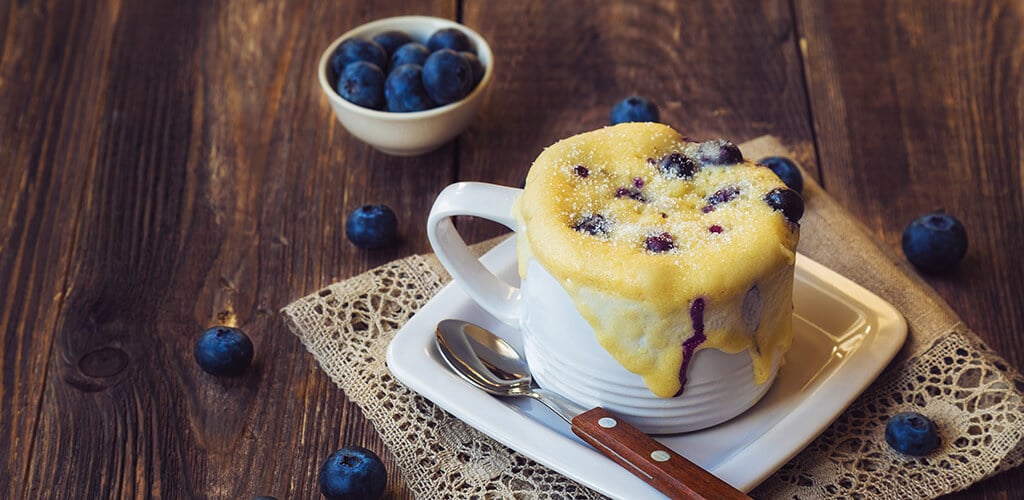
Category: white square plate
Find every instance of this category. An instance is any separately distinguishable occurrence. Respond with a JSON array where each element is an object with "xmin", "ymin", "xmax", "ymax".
[{"xmin": 386, "ymin": 237, "xmax": 906, "ymax": 497}]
